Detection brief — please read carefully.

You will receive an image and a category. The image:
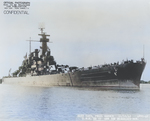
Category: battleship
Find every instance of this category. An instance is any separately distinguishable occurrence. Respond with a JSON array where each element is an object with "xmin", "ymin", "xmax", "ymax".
[{"xmin": 2, "ymin": 28, "xmax": 146, "ymax": 90}]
